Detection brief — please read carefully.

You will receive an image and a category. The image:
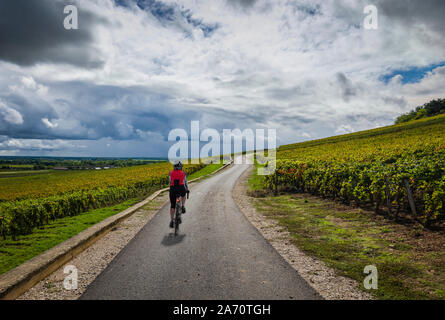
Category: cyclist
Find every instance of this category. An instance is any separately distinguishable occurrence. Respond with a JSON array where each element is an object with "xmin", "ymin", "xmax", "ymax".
[{"xmin": 169, "ymin": 161, "xmax": 189, "ymax": 228}]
